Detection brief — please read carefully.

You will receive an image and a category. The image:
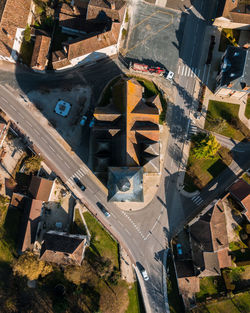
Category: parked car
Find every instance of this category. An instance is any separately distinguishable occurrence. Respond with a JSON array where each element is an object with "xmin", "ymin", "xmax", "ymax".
[
  {"xmin": 141, "ymin": 269, "xmax": 149, "ymax": 281},
  {"xmin": 96, "ymin": 202, "xmax": 110, "ymax": 217},
  {"xmin": 176, "ymin": 243, "xmax": 183, "ymax": 255},
  {"xmin": 80, "ymin": 115, "xmax": 87, "ymax": 126},
  {"xmin": 89, "ymin": 118, "xmax": 95, "ymax": 128},
  {"xmin": 74, "ymin": 177, "xmax": 86, "ymax": 191}
]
